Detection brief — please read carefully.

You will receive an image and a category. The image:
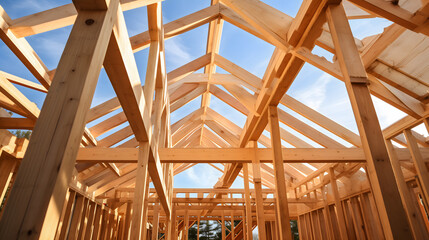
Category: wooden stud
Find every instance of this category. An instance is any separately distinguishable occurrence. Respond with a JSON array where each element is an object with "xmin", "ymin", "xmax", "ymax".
[
  {"xmin": 251, "ymin": 141, "xmax": 267, "ymax": 240},
  {"xmin": 268, "ymin": 106, "xmax": 292, "ymax": 240},
  {"xmin": 130, "ymin": 142, "xmax": 150, "ymax": 239},
  {"xmin": 328, "ymin": 167, "xmax": 349, "ymax": 240},
  {"xmin": 243, "ymin": 163, "xmax": 253, "ymax": 240}
]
